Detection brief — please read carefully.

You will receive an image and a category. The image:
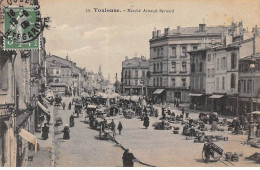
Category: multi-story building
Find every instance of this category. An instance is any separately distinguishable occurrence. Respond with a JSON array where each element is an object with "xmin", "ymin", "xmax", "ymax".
[
  {"xmin": 121, "ymin": 56, "xmax": 149, "ymax": 95},
  {"xmin": 188, "ymin": 24, "xmax": 260, "ymax": 115},
  {"xmin": 148, "ymin": 24, "xmax": 233, "ymax": 103},
  {"xmin": 45, "ymin": 55, "xmax": 73, "ymax": 96},
  {"xmin": 0, "ymin": 0, "xmax": 47, "ymax": 166},
  {"xmin": 238, "ymin": 54, "xmax": 260, "ymax": 114}
]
